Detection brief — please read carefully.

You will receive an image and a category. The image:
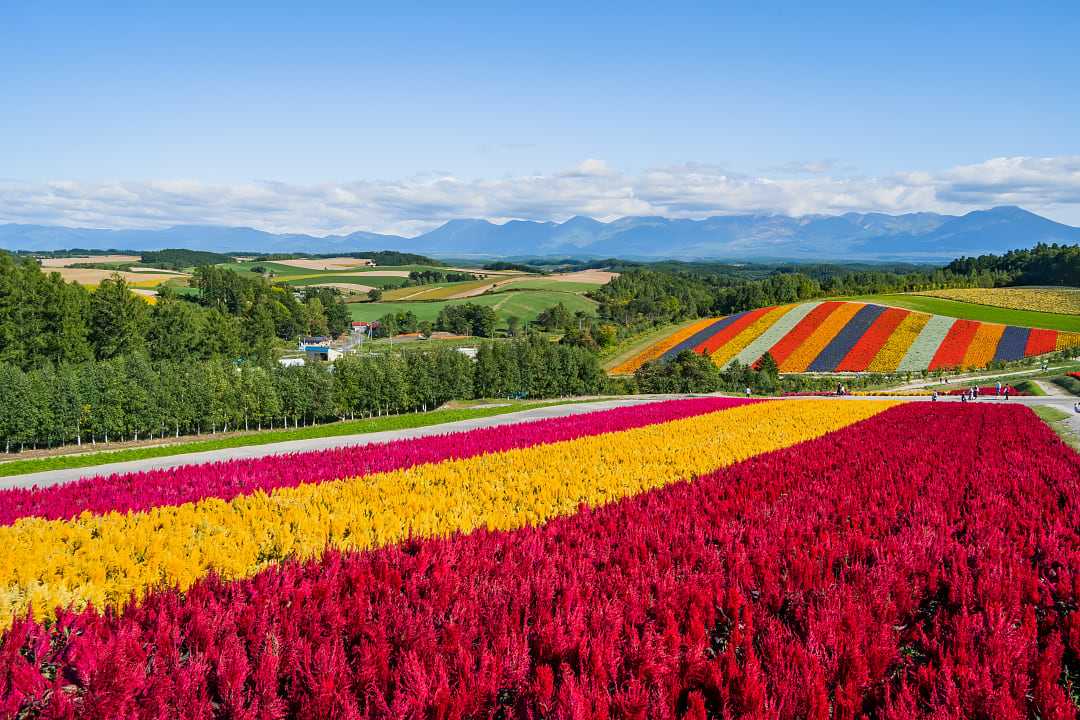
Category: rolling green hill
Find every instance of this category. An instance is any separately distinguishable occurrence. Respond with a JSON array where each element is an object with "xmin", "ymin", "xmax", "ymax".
[{"xmin": 349, "ymin": 290, "xmax": 598, "ymax": 328}]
